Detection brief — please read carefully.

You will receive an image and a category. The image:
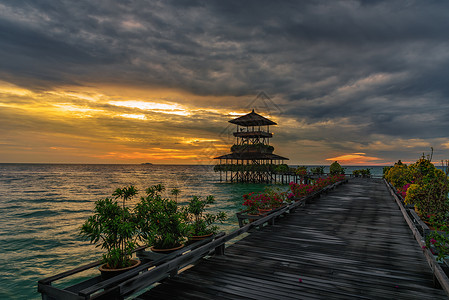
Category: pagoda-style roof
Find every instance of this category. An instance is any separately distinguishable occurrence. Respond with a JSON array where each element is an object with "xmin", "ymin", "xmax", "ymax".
[
  {"xmin": 214, "ymin": 153, "xmax": 289, "ymax": 160},
  {"xmin": 229, "ymin": 109, "xmax": 277, "ymax": 126}
]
